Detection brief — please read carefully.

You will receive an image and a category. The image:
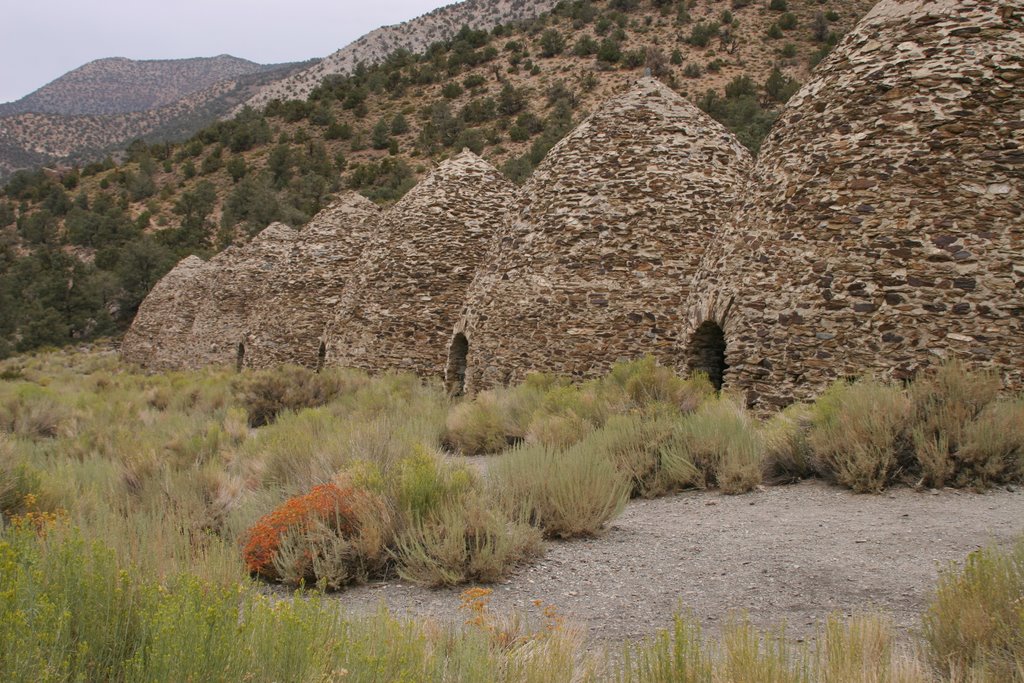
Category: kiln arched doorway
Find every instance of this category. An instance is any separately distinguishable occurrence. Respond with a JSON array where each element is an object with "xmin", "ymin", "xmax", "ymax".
[
  {"xmin": 236, "ymin": 342, "xmax": 245, "ymax": 372},
  {"xmin": 686, "ymin": 321, "xmax": 728, "ymax": 390},
  {"xmin": 446, "ymin": 333, "xmax": 469, "ymax": 397}
]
